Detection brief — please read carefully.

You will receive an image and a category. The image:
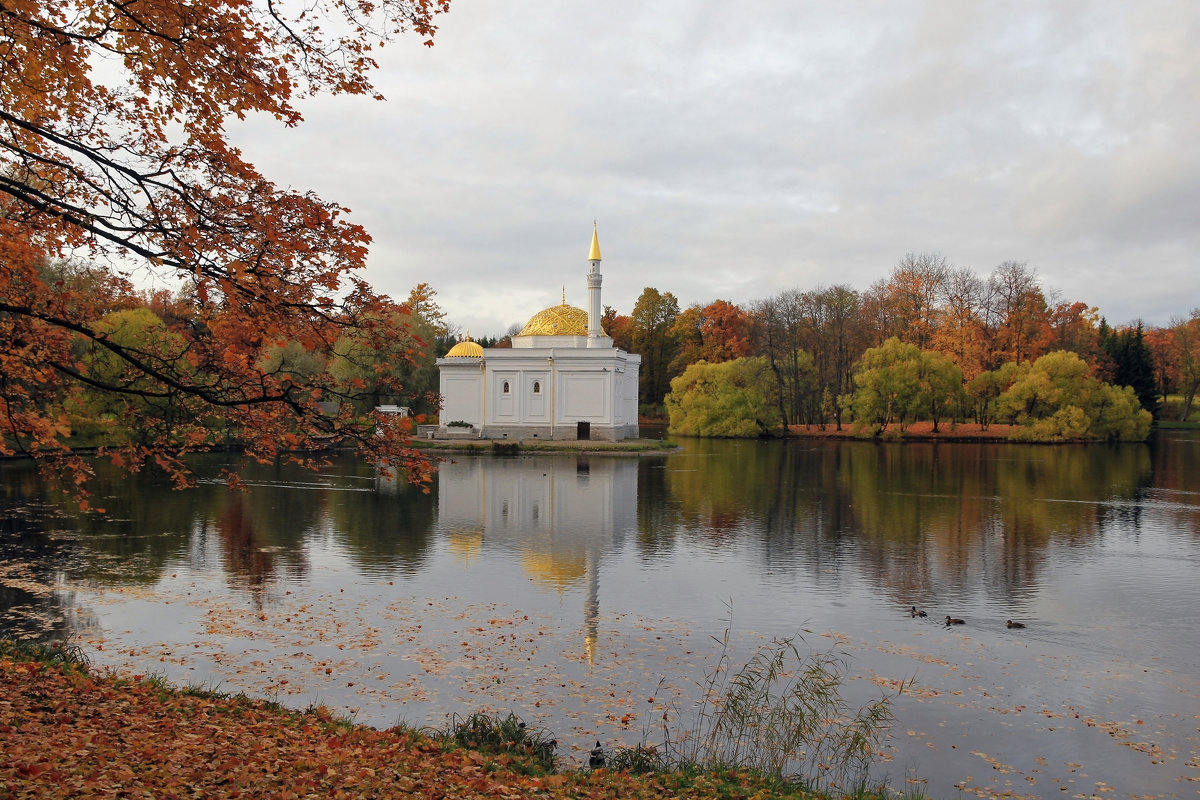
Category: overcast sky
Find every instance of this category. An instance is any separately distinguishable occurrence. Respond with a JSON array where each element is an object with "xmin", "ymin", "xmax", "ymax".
[{"xmin": 232, "ymin": 0, "xmax": 1200, "ymax": 337}]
